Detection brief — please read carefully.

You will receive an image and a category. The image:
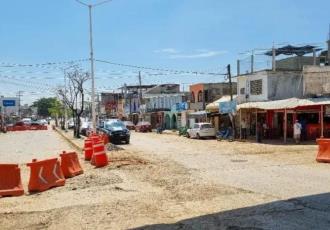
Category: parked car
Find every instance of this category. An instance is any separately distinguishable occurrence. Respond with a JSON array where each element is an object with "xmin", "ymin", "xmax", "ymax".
[
  {"xmin": 21, "ymin": 118, "xmax": 32, "ymax": 125},
  {"xmin": 187, "ymin": 123, "xmax": 216, "ymax": 139},
  {"xmin": 31, "ymin": 120, "xmax": 42, "ymax": 126},
  {"xmin": 38, "ymin": 119, "xmax": 48, "ymax": 125},
  {"xmin": 123, "ymin": 121, "xmax": 135, "ymax": 130},
  {"xmin": 135, "ymin": 121, "xmax": 152, "ymax": 132},
  {"xmin": 67, "ymin": 119, "xmax": 75, "ymax": 129},
  {"xmin": 80, "ymin": 121, "xmax": 93, "ymax": 136},
  {"xmin": 99, "ymin": 120, "xmax": 130, "ymax": 144}
]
